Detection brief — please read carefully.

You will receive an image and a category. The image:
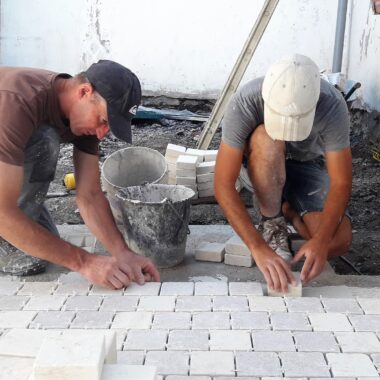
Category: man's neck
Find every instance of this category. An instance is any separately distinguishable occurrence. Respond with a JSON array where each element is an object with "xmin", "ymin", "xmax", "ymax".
[{"xmin": 55, "ymin": 77, "xmax": 75, "ymax": 119}]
